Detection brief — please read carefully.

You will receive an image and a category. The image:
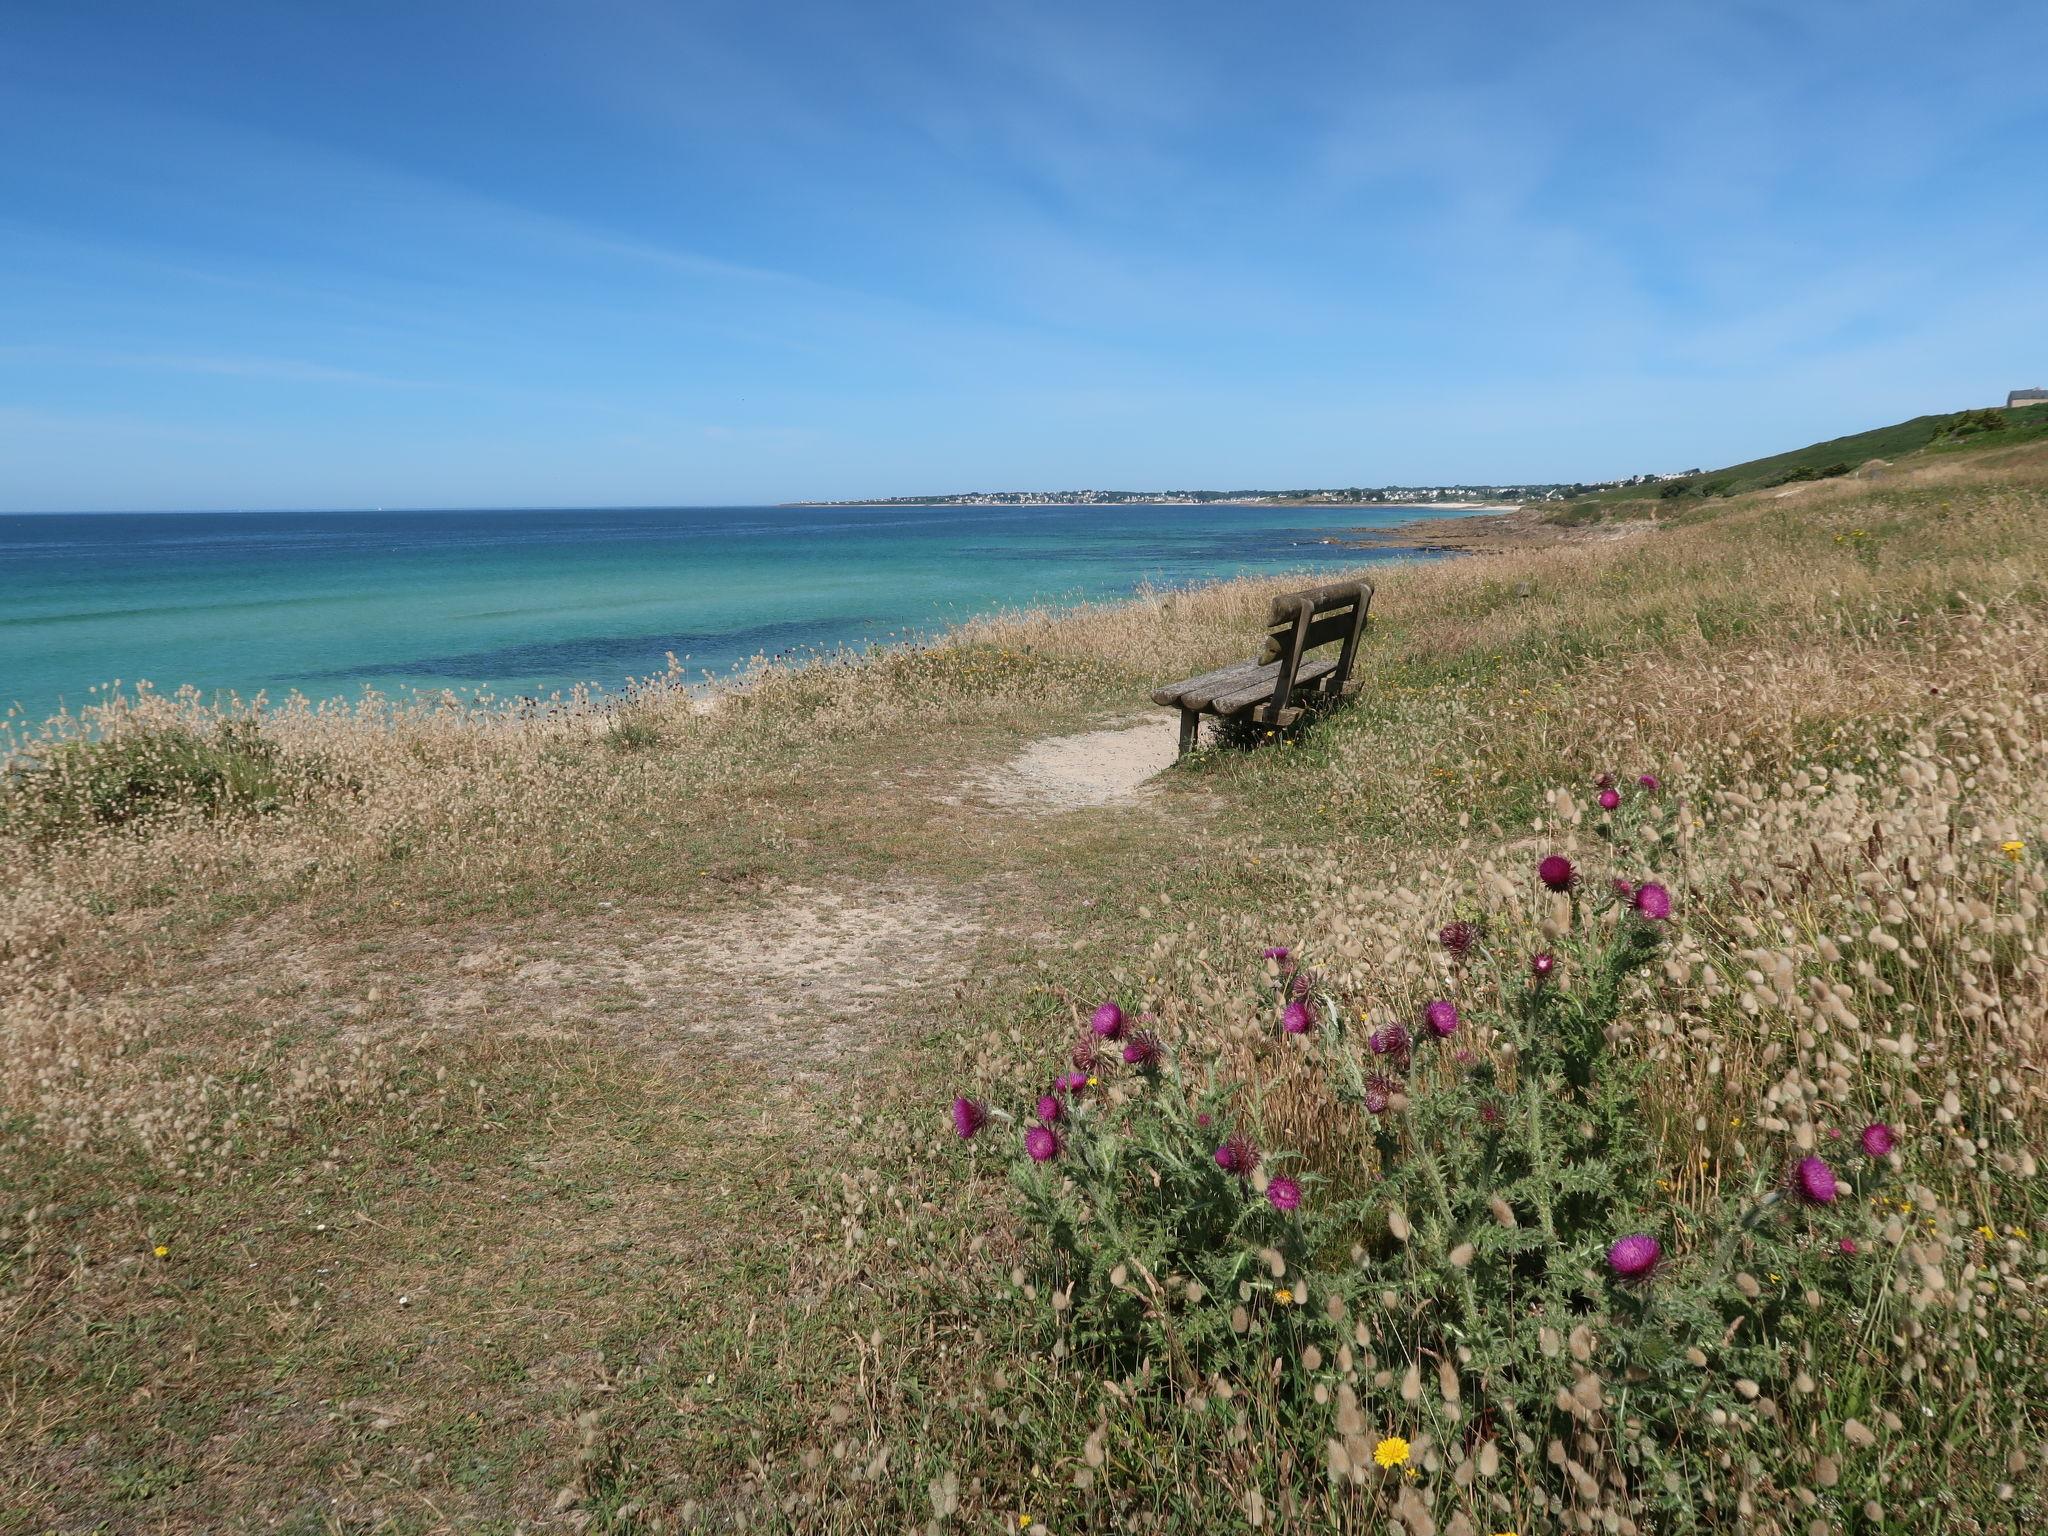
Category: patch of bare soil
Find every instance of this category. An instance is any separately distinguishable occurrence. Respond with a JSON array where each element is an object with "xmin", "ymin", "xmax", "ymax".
[
  {"xmin": 193, "ymin": 883, "xmax": 984, "ymax": 1072},
  {"xmin": 974, "ymin": 716, "xmax": 1180, "ymax": 810}
]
